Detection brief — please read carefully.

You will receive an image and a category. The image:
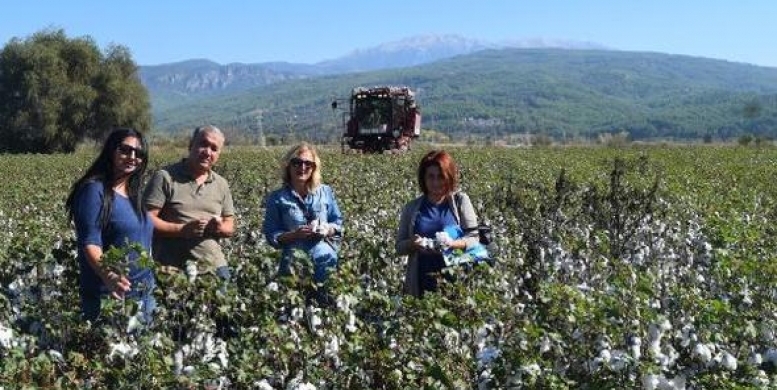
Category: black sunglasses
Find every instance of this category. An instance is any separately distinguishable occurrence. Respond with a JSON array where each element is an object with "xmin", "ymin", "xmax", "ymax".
[
  {"xmin": 116, "ymin": 144, "xmax": 146, "ymax": 159},
  {"xmin": 290, "ymin": 157, "xmax": 316, "ymax": 169}
]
